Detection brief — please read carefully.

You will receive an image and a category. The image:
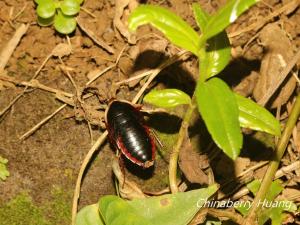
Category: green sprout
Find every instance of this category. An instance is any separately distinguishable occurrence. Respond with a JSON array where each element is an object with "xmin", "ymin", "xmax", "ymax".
[
  {"xmin": 128, "ymin": 1, "xmax": 280, "ymax": 160},
  {"xmin": 34, "ymin": 0, "xmax": 83, "ymax": 34}
]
